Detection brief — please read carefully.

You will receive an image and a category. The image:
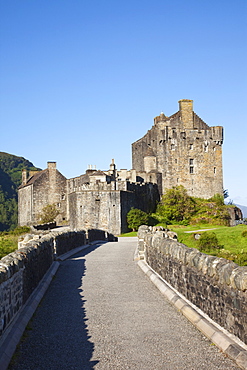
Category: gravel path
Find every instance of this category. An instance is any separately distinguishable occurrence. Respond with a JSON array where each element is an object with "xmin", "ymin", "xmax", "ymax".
[{"xmin": 9, "ymin": 237, "xmax": 238, "ymax": 369}]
